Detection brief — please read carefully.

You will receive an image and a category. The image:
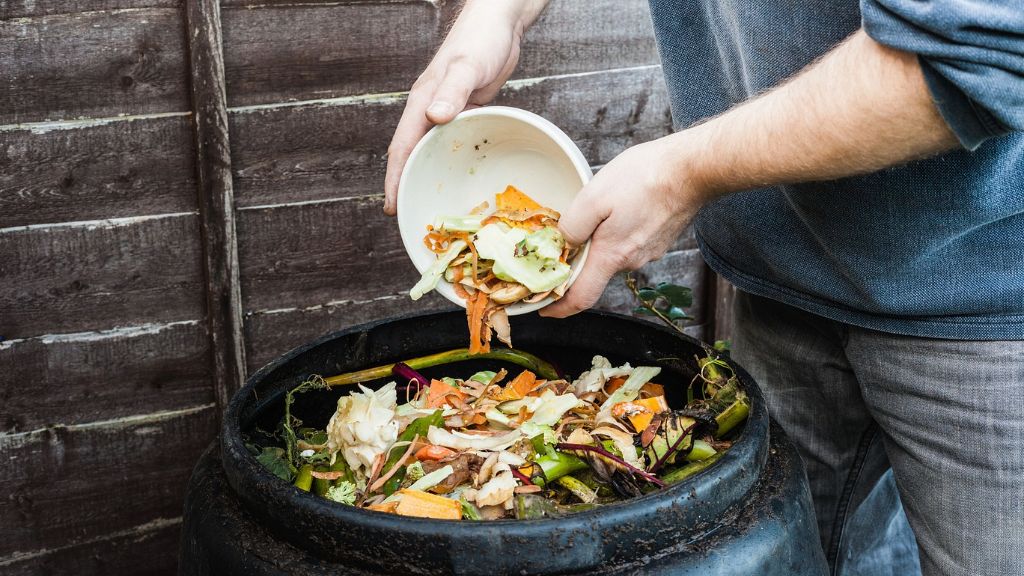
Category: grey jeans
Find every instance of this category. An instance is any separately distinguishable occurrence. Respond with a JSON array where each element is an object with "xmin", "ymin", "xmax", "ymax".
[{"xmin": 731, "ymin": 291, "xmax": 1024, "ymax": 576}]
